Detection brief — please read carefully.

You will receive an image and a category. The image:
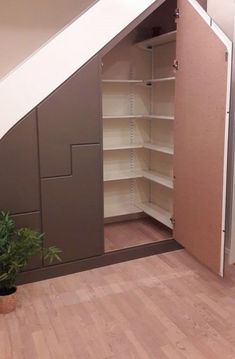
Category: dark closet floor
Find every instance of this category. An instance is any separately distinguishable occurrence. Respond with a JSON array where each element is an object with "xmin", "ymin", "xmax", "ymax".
[{"xmin": 105, "ymin": 217, "xmax": 172, "ymax": 252}]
